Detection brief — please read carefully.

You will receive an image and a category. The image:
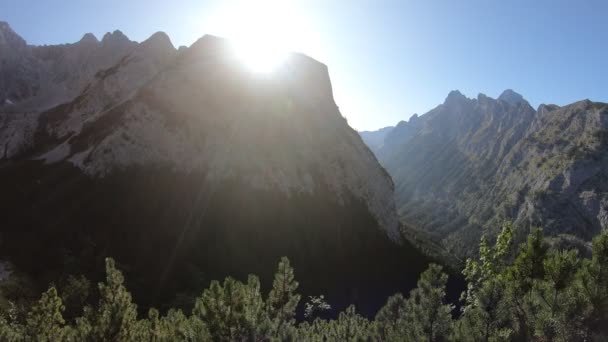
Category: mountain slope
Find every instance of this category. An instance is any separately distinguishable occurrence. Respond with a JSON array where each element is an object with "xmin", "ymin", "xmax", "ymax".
[
  {"xmin": 21, "ymin": 34, "xmax": 400, "ymax": 240},
  {"xmin": 0, "ymin": 21, "xmax": 137, "ymax": 111},
  {"xmin": 0, "ymin": 25, "xmax": 440, "ymax": 314},
  {"xmin": 359, "ymin": 126, "xmax": 393, "ymax": 154},
  {"xmin": 363, "ymin": 90, "xmax": 608, "ymax": 257}
]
